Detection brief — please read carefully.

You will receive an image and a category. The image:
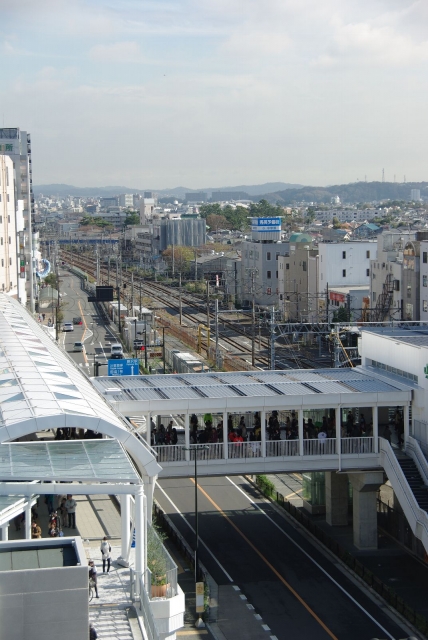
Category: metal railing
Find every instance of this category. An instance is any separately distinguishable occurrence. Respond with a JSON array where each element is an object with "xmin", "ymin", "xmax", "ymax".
[
  {"xmin": 379, "ymin": 437, "xmax": 428, "ymax": 552},
  {"xmin": 152, "ymin": 436, "xmax": 383, "ymax": 462},
  {"xmin": 266, "ymin": 439, "xmax": 299, "ymax": 457},
  {"xmin": 303, "ymin": 438, "xmax": 336, "ymax": 455},
  {"xmin": 341, "ymin": 437, "xmax": 374, "ymax": 454}
]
